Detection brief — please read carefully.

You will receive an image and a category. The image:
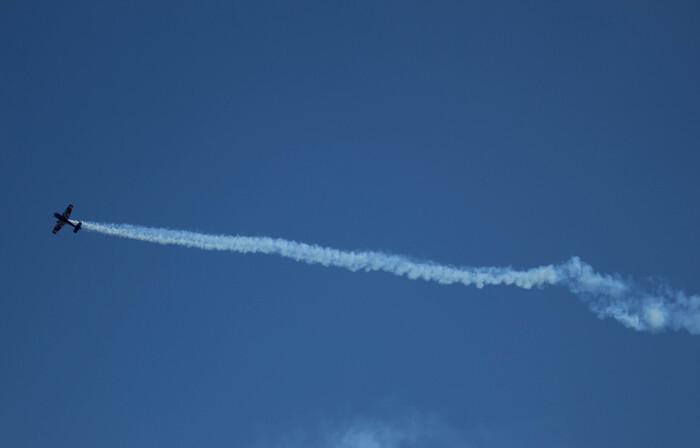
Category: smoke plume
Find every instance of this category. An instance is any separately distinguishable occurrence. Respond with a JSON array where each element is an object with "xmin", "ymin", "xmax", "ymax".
[{"xmin": 82, "ymin": 221, "xmax": 700, "ymax": 335}]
